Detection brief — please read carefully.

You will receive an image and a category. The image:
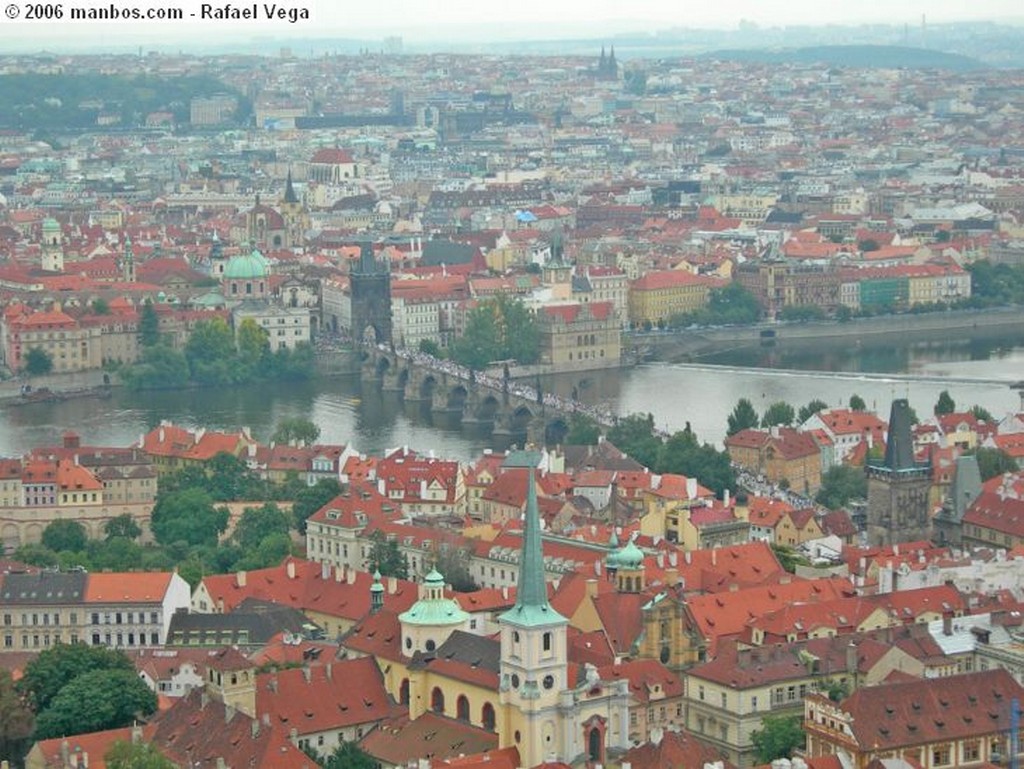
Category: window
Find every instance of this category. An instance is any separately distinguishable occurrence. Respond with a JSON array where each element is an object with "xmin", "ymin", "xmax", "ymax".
[
  {"xmin": 933, "ymin": 745, "xmax": 952, "ymax": 767},
  {"xmin": 543, "ymin": 632, "xmax": 552, "ymax": 652},
  {"xmin": 963, "ymin": 740, "xmax": 981, "ymax": 763}
]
